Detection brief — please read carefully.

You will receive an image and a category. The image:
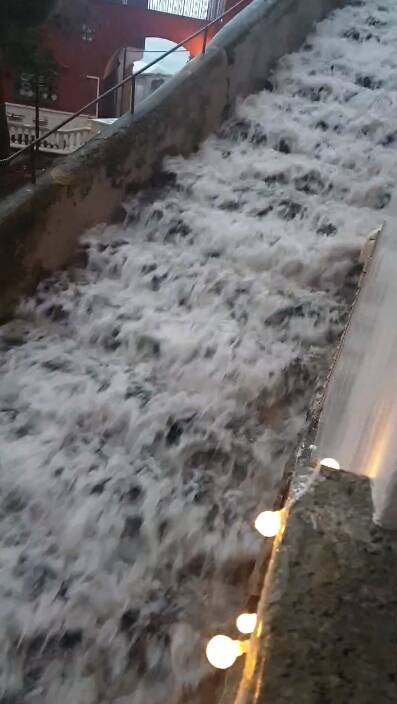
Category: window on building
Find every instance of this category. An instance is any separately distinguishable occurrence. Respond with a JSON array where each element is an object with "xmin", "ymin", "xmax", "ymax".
[
  {"xmin": 16, "ymin": 72, "xmax": 59, "ymax": 105},
  {"xmin": 148, "ymin": 0, "xmax": 213, "ymax": 19},
  {"xmin": 82, "ymin": 23, "xmax": 95, "ymax": 41}
]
